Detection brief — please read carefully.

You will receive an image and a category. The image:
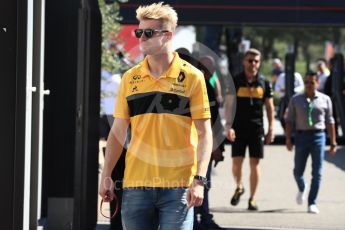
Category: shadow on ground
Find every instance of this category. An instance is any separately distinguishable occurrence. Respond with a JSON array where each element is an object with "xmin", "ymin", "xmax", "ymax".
[{"xmin": 210, "ymin": 207, "xmax": 306, "ymax": 214}]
